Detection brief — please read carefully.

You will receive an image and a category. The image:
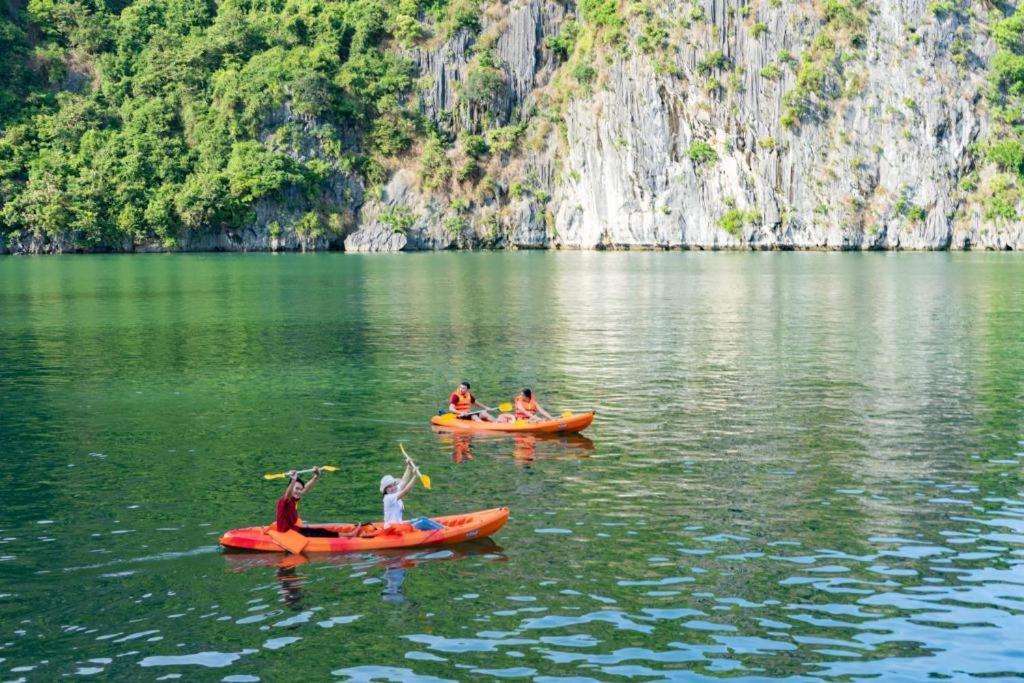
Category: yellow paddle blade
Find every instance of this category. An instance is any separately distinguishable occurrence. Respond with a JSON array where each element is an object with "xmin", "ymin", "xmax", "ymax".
[
  {"xmin": 263, "ymin": 472, "xmax": 287, "ymax": 480},
  {"xmin": 321, "ymin": 465, "xmax": 339, "ymax": 473},
  {"xmin": 561, "ymin": 411, "xmax": 574, "ymax": 418},
  {"xmin": 436, "ymin": 412, "xmax": 458, "ymax": 423},
  {"xmin": 514, "ymin": 419, "xmax": 531, "ymax": 426},
  {"xmin": 400, "ymin": 444, "xmax": 431, "ymax": 490},
  {"xmin": 498, "ymin": 402, "xmax": 513, "ymax": 412}
]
